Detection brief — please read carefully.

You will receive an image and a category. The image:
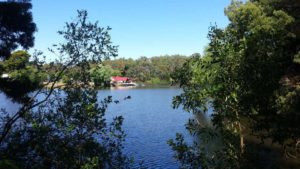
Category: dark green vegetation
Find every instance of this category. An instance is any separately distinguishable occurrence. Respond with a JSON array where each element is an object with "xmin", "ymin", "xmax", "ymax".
[
  {"xmin": 1, "ymin": 0, "xmax": 299, "ymax": 168},
  {"xmin": 0, "ymin": 50, "xmax": 45, "ymax": 102},
  {"xmin": 169, "ymin": 0, "xmax": 300, "ymax": 168},
  {"xmin": 102, "ymin": 55, "xmax": 188, "ymax": 85},
  {"xmin": 56, "ymin": 55, "xmax": 188, "ymax": 88},
  {"xmin": 0, "ymin": 0, "xmax": 36, "ymax": 59},
  {"xmin": 0, "ymin": 1, "xmax": 135, "ymax": 168},
  {"xmin": 89, "ymin": 65, "xmax": 118, "ymax": 88}
]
